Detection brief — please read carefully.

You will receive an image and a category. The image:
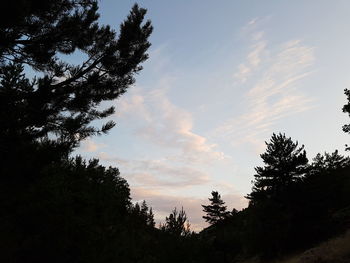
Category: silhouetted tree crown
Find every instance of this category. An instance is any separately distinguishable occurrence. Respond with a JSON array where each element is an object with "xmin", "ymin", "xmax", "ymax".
[
  {"xmin": 131, "ymin": 200, "xmax": 155, "ymax": 227},
  {"xmin": 248, "ymin": 133, "xmax": 308, "ymax": 204},
  {"xmin": 0, "ymin": 0, "xmax": 152, "ymax": 153},
  {"xmin": 161, "ymin": 207, "xmax": 191, "ymax": 237},
  {"xmin": 310, "ymin": 150, "xmax": 350, "ymax": 175},
  {"xmin": 202, "ymin": 191, "xmax": 230, "ymax": 225},
  {"xmin": 343, "ymin": 89, "xmax": 350, "ymax": 150},
  {"xmin": 147, "ymin": 207, "xmax": 156, "ymax": 227}
]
